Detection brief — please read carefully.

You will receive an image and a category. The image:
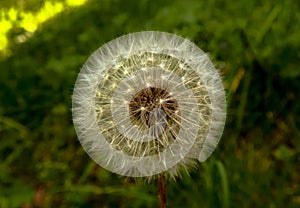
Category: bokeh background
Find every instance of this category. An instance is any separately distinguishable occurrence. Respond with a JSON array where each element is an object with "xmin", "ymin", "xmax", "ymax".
[{"xmin": 0, "ymin": 0, "xmax": 299, "ymax": 207}]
